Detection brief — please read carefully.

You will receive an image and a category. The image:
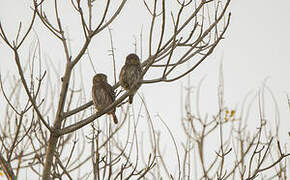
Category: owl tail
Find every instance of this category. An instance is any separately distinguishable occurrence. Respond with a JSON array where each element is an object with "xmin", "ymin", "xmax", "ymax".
[
  {"xmin": 129, "ymin": 95, "xmax": 134, "ymax": 104},
  {"xmin": 112, "ymin": 114, "xmax": 118, "ymax": 124}
]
